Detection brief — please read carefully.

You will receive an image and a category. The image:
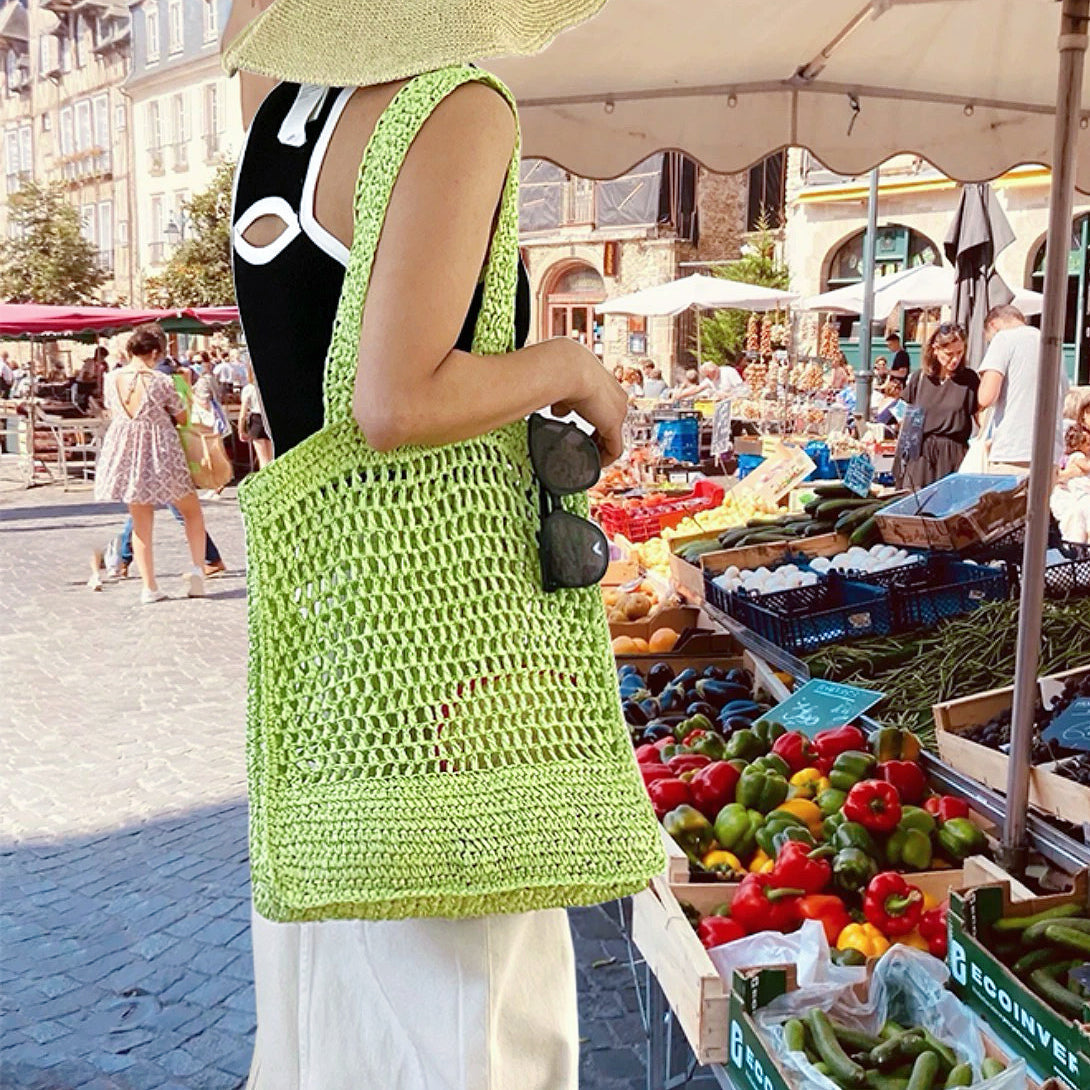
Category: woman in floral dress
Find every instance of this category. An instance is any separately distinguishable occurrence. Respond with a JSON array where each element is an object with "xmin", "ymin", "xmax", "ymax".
[{"xmin": 94, "ymin": 324, "xmax": 207, "ymax": 604}]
